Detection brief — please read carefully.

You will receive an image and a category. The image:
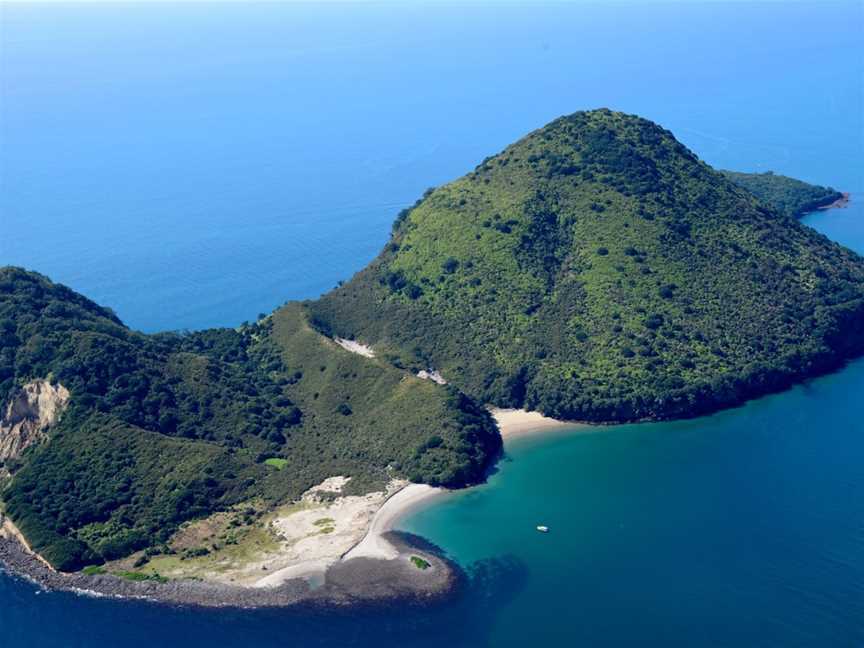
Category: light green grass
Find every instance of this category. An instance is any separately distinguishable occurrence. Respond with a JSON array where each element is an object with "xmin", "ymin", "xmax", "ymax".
[
  {"xmin": 114, "ymin": 570, "xmax": 168, "ymax": 583},
  {"xmin": 264, "ymin": 458, "xmax": 288, "ymax": 470},
  {"xmin": 81, "ymin": 565, "xmax": 106, "ymax": 576}
]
